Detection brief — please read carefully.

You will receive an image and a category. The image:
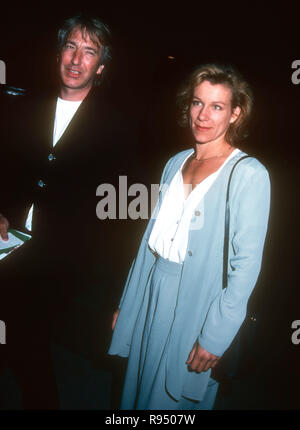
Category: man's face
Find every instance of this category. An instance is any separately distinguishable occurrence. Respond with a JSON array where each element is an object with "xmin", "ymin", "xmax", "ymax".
[{"xmin": 58, "ymin": 26, "xmax": 104, "ymax": 99}]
